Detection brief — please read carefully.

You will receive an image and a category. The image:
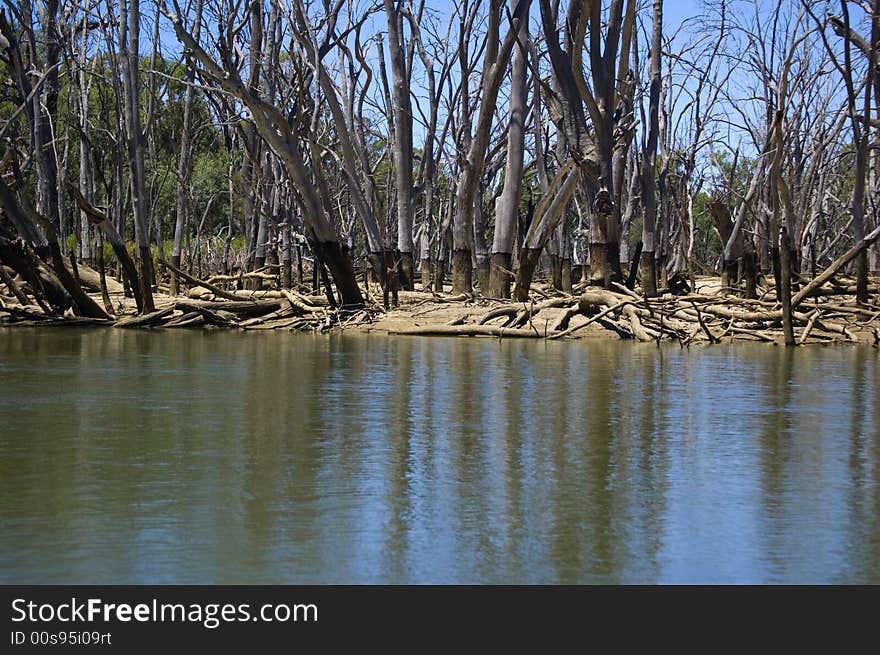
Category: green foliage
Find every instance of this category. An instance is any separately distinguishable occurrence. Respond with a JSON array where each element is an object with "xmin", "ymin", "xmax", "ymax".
[
  {"xmin": 707, "ymin": 150, "xmax": 755, "ymax": 201},
  {"xmin": 229, "ymin": 235, "xmax": 247, "ymax": 253},
  {"xmin": 691, "ymin": 190, "xmax": 721, "ymax": 270},
  {"xmin": 191, "ymin": 149, "xmax": 232, "ymax": 234}
]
